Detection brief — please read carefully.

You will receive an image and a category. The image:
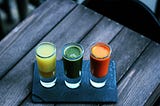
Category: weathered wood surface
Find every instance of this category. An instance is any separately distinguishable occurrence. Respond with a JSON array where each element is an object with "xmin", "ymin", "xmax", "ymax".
[
  {"xmin": 0, "ymin": 0, "xmax": 62, "ymax": 53},
  {"xmin": 21, "ymin": 95, "xmax": 54, "ymax": 106},
  {"xmin": 117, "ymin": 42, "xmax": 160, "ymax": 106},
  {"xmin": 0, "ymin": 0, "xmax": 159, "ymax": 106},
  {"xmin": 81, "ymin": 17, "xmax": 123, "ymax": 60},
  {"xmin": 21, "ymin": 14, "xmax": 123, "ymax": 106},
  {"xmin": 110, "ymin": 28, "xmax": 151, "ymax": 82},
  {"xmin": 0, "ymin": 0, "xmax": 76, "ymax": 79},
  {"xmin": 81, "ymin": 22, "xmax": 152, "ymax": 106},
  {"xmin": 0, "ymin": 3, "xmax": 102, "ymax": 106},
  {"xmin": 0, "ymin": 14, "xmax": 36, "ymax": 53}
]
